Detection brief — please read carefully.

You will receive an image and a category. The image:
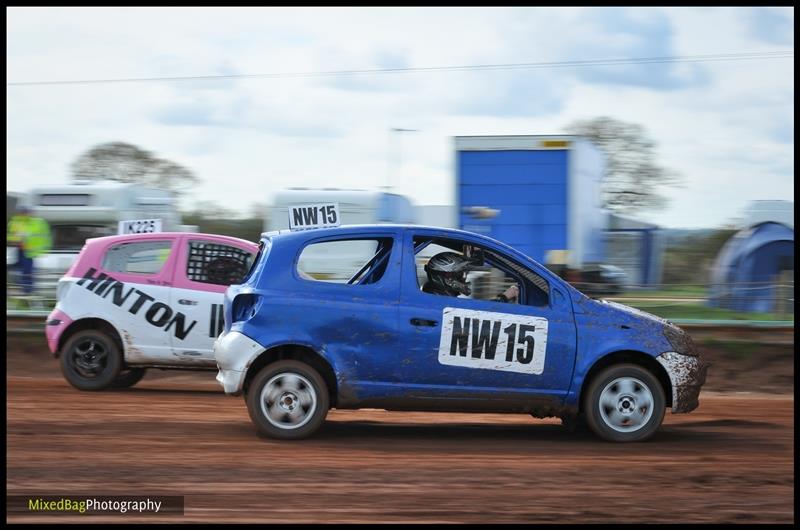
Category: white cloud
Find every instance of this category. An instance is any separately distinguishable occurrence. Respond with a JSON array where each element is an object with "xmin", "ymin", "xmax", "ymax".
[{"xmin": 6, "ymin": 6, "xmax": 794, "ymax": 229}]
